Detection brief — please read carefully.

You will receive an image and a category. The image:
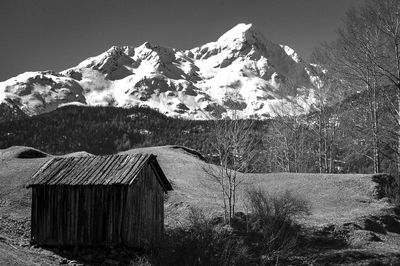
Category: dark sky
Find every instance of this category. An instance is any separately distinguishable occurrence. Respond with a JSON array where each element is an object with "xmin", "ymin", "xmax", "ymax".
[{"xmin": 0, "ymin": 0, "xmax": 364, "ymax": 81}]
